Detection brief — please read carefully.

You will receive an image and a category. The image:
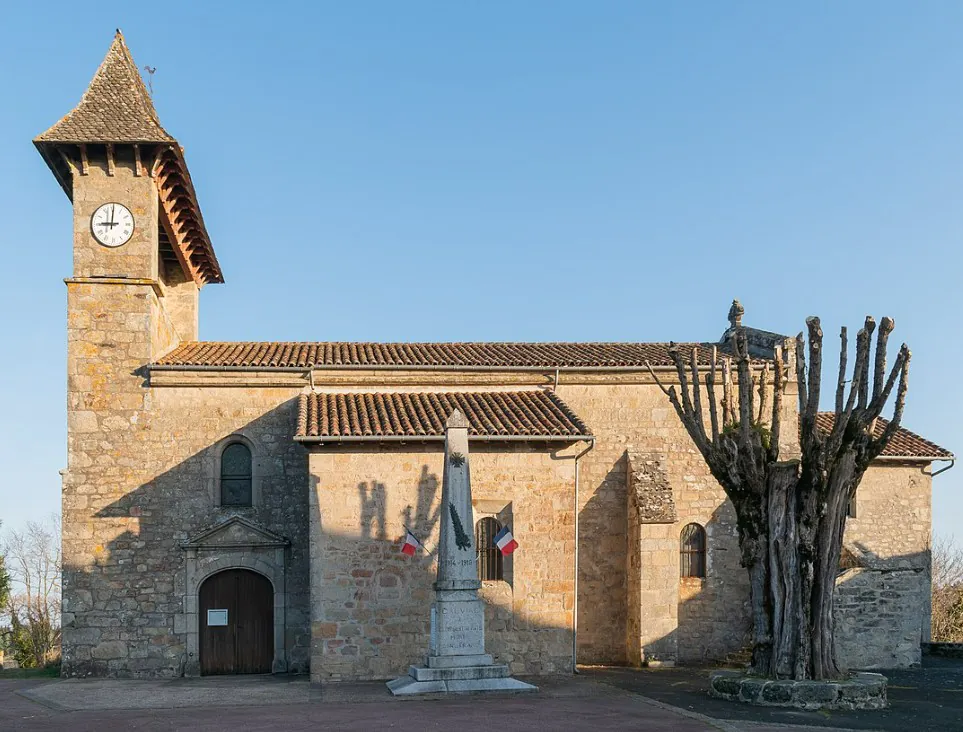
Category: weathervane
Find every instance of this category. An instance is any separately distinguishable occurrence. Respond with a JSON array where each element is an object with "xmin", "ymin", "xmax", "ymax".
[{"xmin": 143, "ymin": 65, "xmax": 156, "ymax": 96}]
